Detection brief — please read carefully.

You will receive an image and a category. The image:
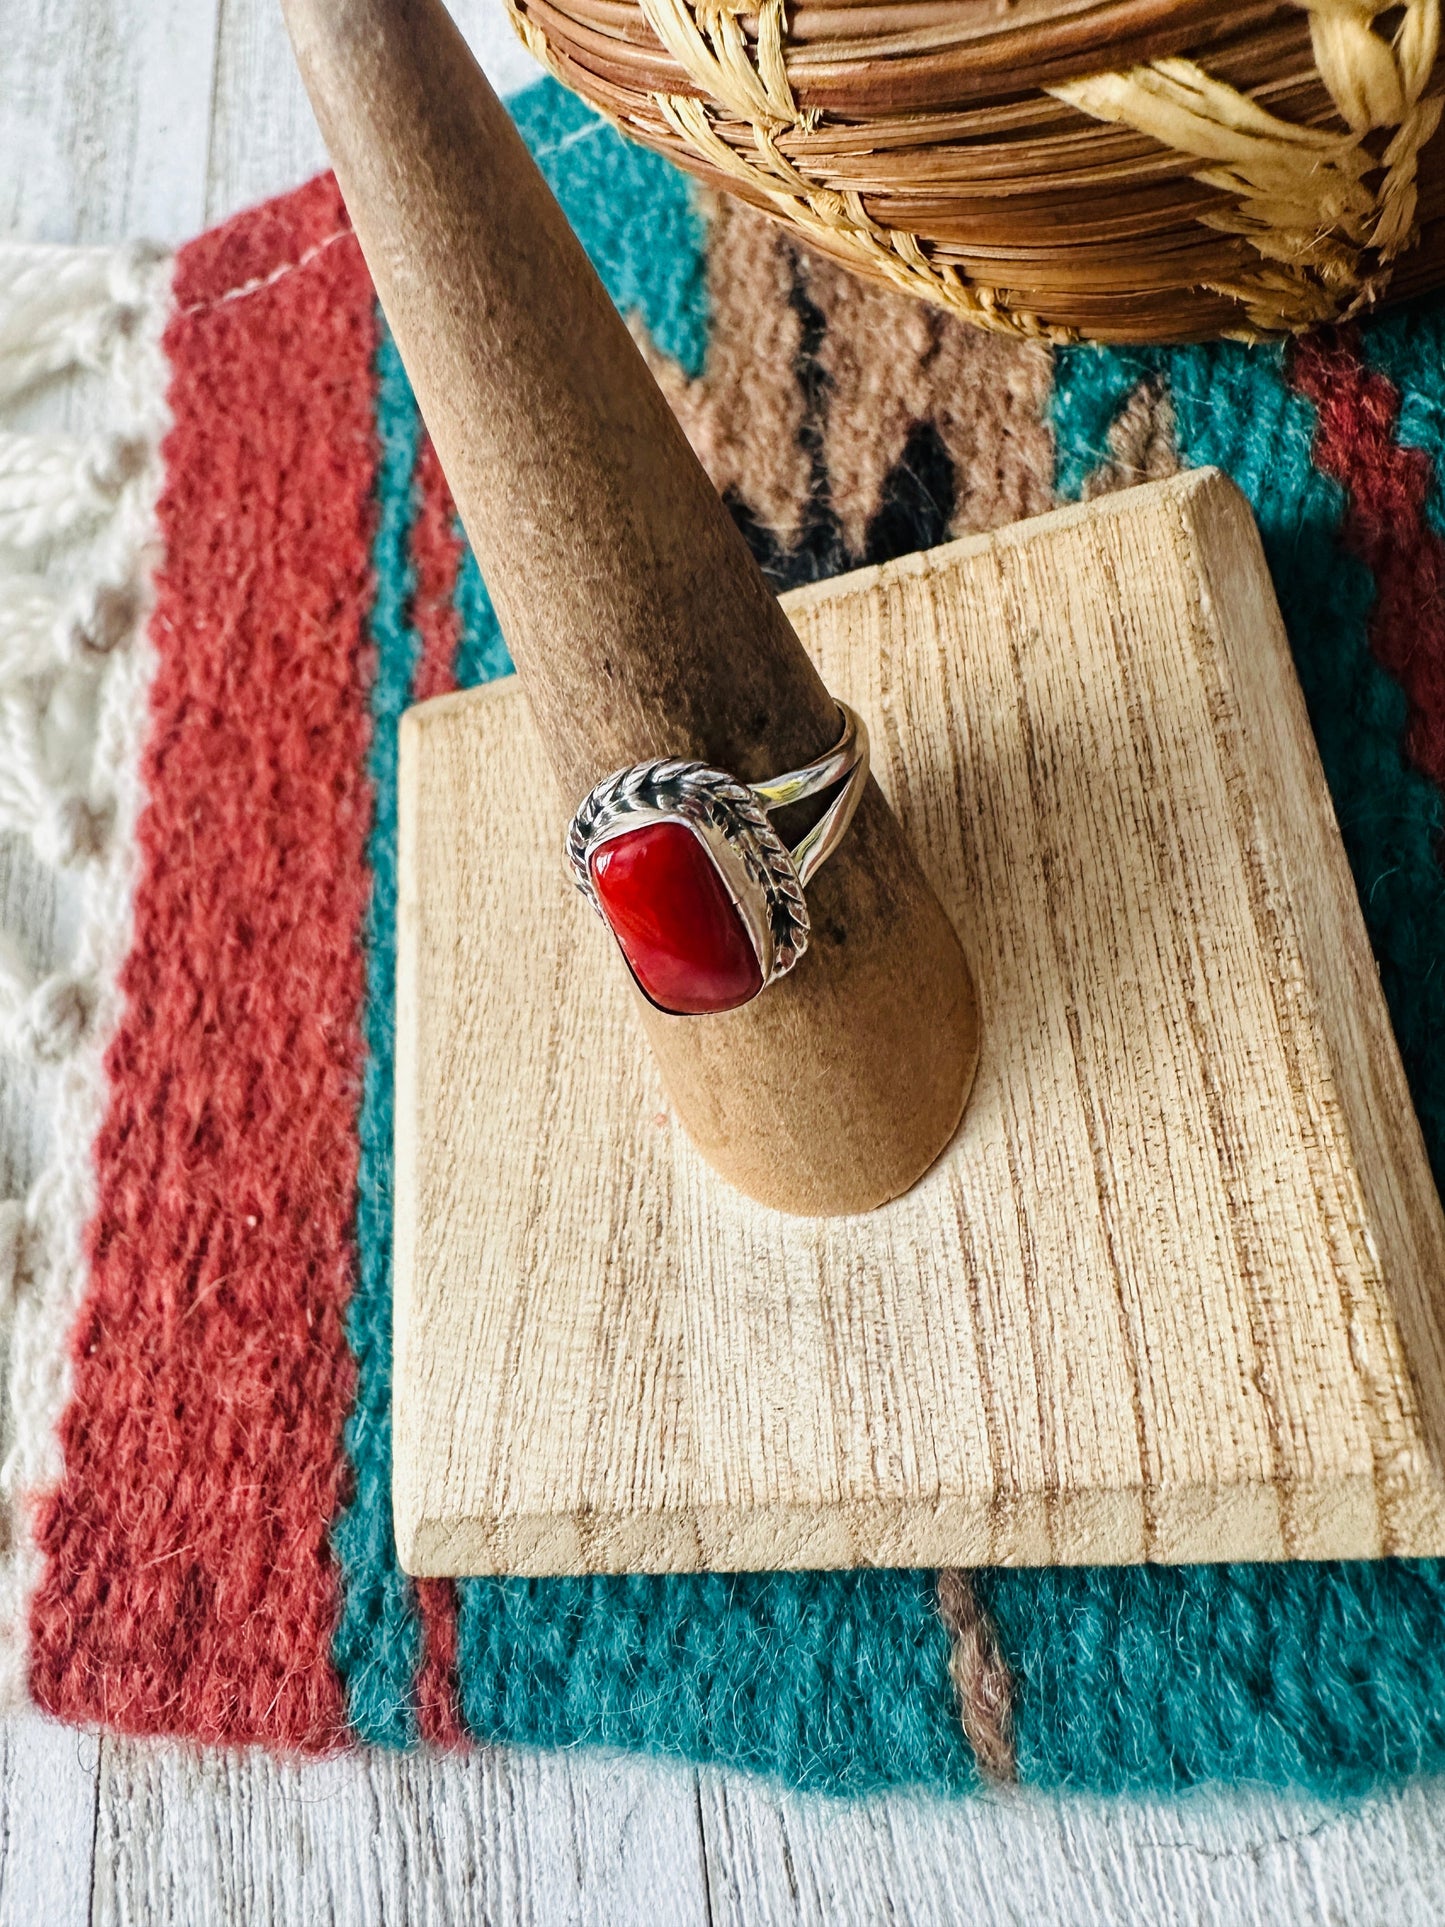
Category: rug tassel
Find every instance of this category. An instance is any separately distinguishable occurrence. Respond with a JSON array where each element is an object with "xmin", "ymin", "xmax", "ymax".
[
  {"xmin": 0, "ymin": 936, "xmax": 93, "ymax": 1066},
  {"xmin": 0, "ymin": 241, "xmax": 164, "ymax": 407},
  {"xmin": 0, "ymin": 428, "xmax": 150, "ymax": 559},
  {"xmin": 0, "ymin": 572, "xmax": 137, "ymax": 680},
  {"xmin": 0, "ymin": 242, "xmax": 169, "ymax": 1081}
]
